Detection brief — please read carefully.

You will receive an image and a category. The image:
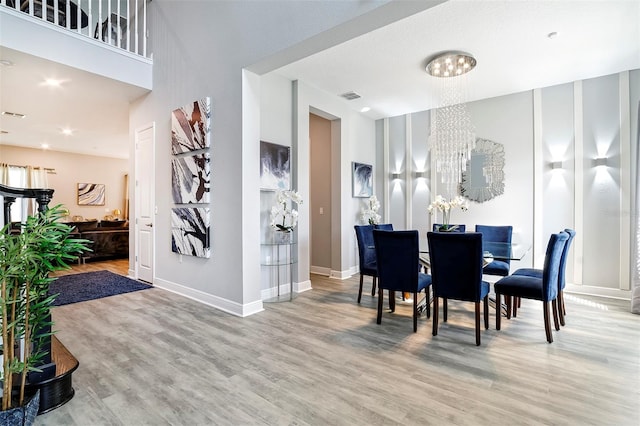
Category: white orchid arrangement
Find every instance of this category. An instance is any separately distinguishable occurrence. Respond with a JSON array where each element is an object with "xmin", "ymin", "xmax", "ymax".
[
  {"xmin": 428, "ymin": 194, "xmax": 469, "ymax": 231},
  {"xmin": 270, "ymin": 189, "xmax": 303, "ymax": 232},
  {"xmin": 360, "ymin": 195, "xmax": 381, "ymax": 225}
]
